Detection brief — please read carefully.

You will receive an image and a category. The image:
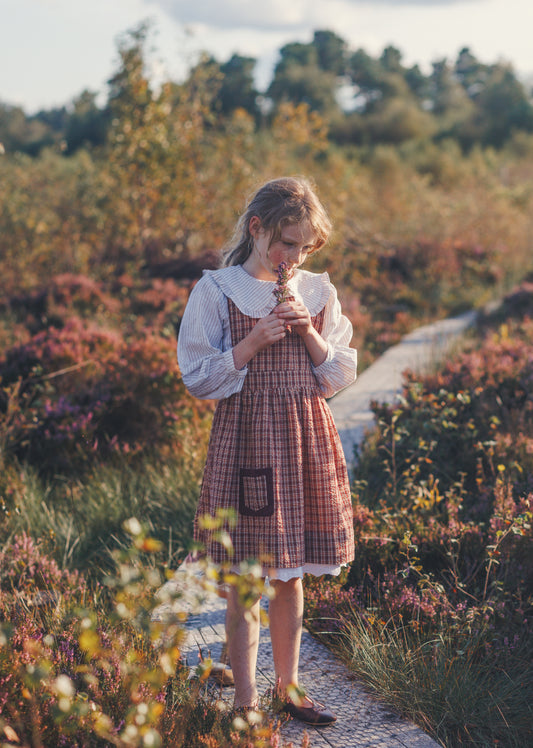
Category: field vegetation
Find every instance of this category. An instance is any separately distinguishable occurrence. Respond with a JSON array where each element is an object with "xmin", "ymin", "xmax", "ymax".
[
  {"xmin": 305, "ymin": 287, "xmax": 533, "ymax": 746},
  {"xmin": 1, "ymin": 24, "xmax": 532, "ymax": 747}
]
